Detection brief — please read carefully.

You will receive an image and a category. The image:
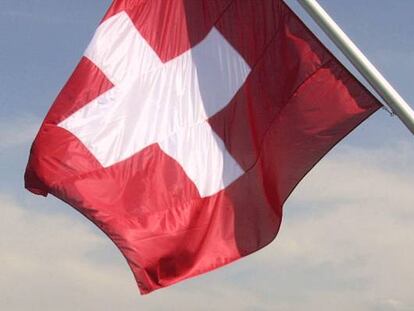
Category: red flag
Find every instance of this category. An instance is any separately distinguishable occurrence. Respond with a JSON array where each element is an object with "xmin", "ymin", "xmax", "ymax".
[{"xmin": 25, "ymin": 0, "xmax": 380, "ymax": 294}]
